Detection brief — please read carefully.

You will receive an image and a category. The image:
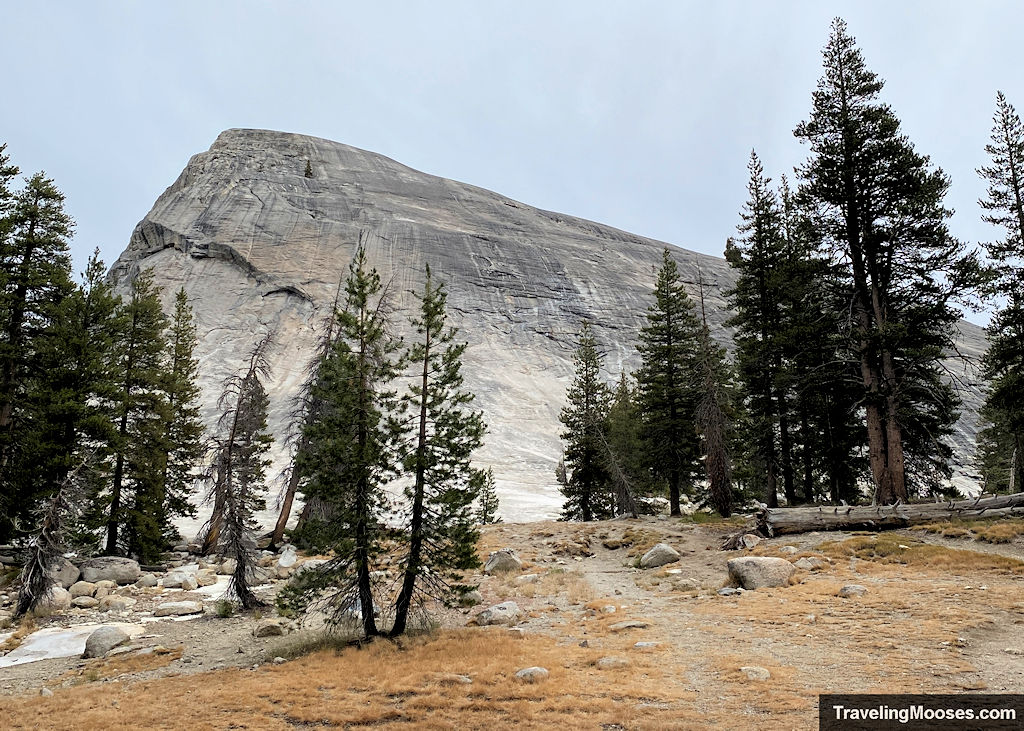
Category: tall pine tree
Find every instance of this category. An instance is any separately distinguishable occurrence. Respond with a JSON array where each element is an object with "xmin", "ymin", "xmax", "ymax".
[
  {"xmin": 391, "ymin": 266, "xmax": 486, "ymax": 637},
  {"xmin": 636, "ymin": 249, "xmax": 702, "ymax": 516},
  {"xmin": 558, "ymin": 321, "xmax": 612, "ymax": 521},
  {"xmin": 283, "ymin": 246, "xmax": 402, "ymax": 639},
  {"xmin": 795, "ymin": 18, "xmax": 978, "ymax": 503},
  {"xmin": 976, "ymin": 91, "xmax": 1024, "ymax": 492}
]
